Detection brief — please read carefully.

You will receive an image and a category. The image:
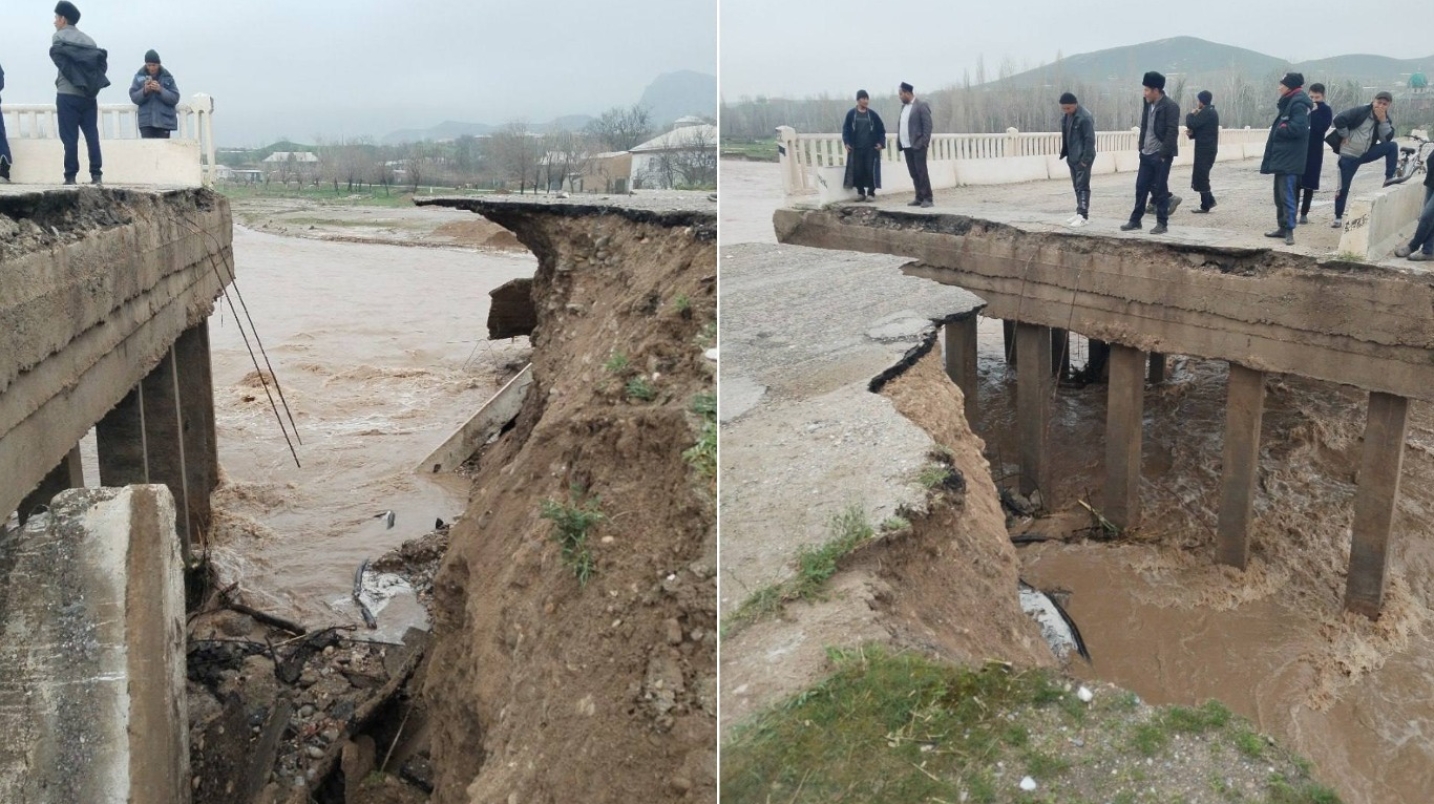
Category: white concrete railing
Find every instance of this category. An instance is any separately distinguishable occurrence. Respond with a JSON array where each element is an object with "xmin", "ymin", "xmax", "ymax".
[
  {"xmin": 777, "ymin": 125, "xmax": 1271, "ymax": 205},
  {"xmin": 2, "ymin": 93, "xmax": 217, "ymax": 186}
]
